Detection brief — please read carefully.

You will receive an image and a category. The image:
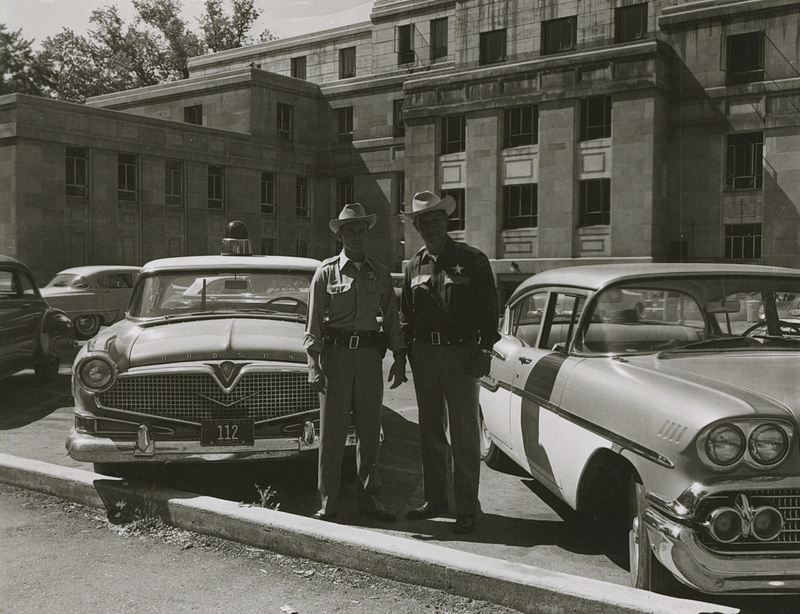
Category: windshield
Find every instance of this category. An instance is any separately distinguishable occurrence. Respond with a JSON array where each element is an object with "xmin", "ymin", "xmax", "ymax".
[
  {"xmin": 46, "ymin": 274, "xmax": 88, "ymax": 289},
  {"xmin": 576, "ymin": 275, "xmax": 800, "ymax": 355},
  {"xmin": 128, "ymin": 270, "xmax": 313, "ymax": 319}
]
